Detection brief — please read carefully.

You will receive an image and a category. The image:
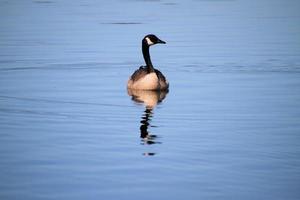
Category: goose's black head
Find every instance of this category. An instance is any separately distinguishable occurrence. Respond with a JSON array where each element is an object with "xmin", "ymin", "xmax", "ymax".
[{"xmin": 143, "ymin": 34, "xmax": 166, "ymax": 47}]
